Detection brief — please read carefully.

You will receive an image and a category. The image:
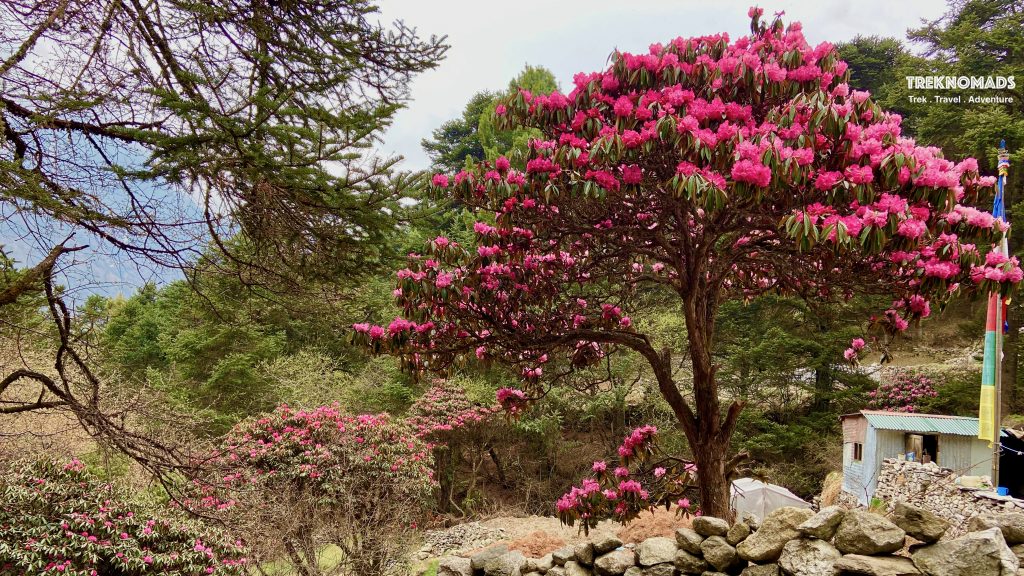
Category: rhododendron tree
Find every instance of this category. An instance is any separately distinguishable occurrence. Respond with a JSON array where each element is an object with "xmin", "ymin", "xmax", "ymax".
[
  {"xmin": 868, "ymin": 370, "xmax": 938, "ymax": 413},
  {"xmin": 353, "ymin": 9, "xmax": 1020, "ymax": 518},
  {"xmin": 556, "ymin": 425, "xmax": 697, "ymax": 533},
  {"xmin": 0, "ymin": 458, "xmax": 247, "ymax": 576},
  {"xmin": 192, "ymin": 404, "xmax": 434, "ymax": 576}
]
